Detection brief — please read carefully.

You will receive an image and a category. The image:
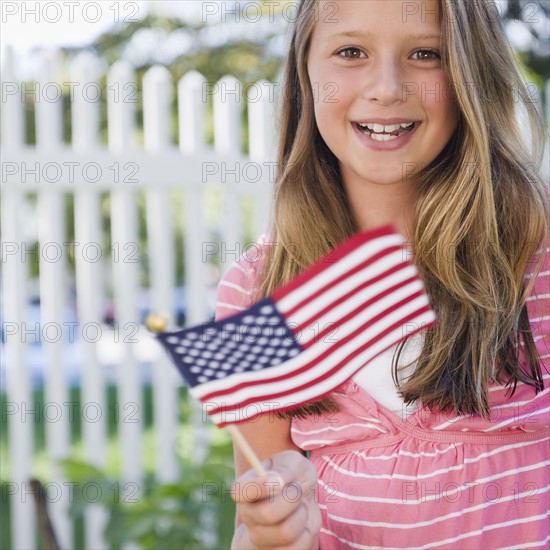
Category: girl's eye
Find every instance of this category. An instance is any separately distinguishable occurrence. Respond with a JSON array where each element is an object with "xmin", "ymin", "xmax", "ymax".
[
  {"xmin": 412, "ymin": 49, "xmax": 440, "ymax": 61},
  {"xmin": 336, "ymin": 47, "xmax": 365, "ymax": 60}
]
